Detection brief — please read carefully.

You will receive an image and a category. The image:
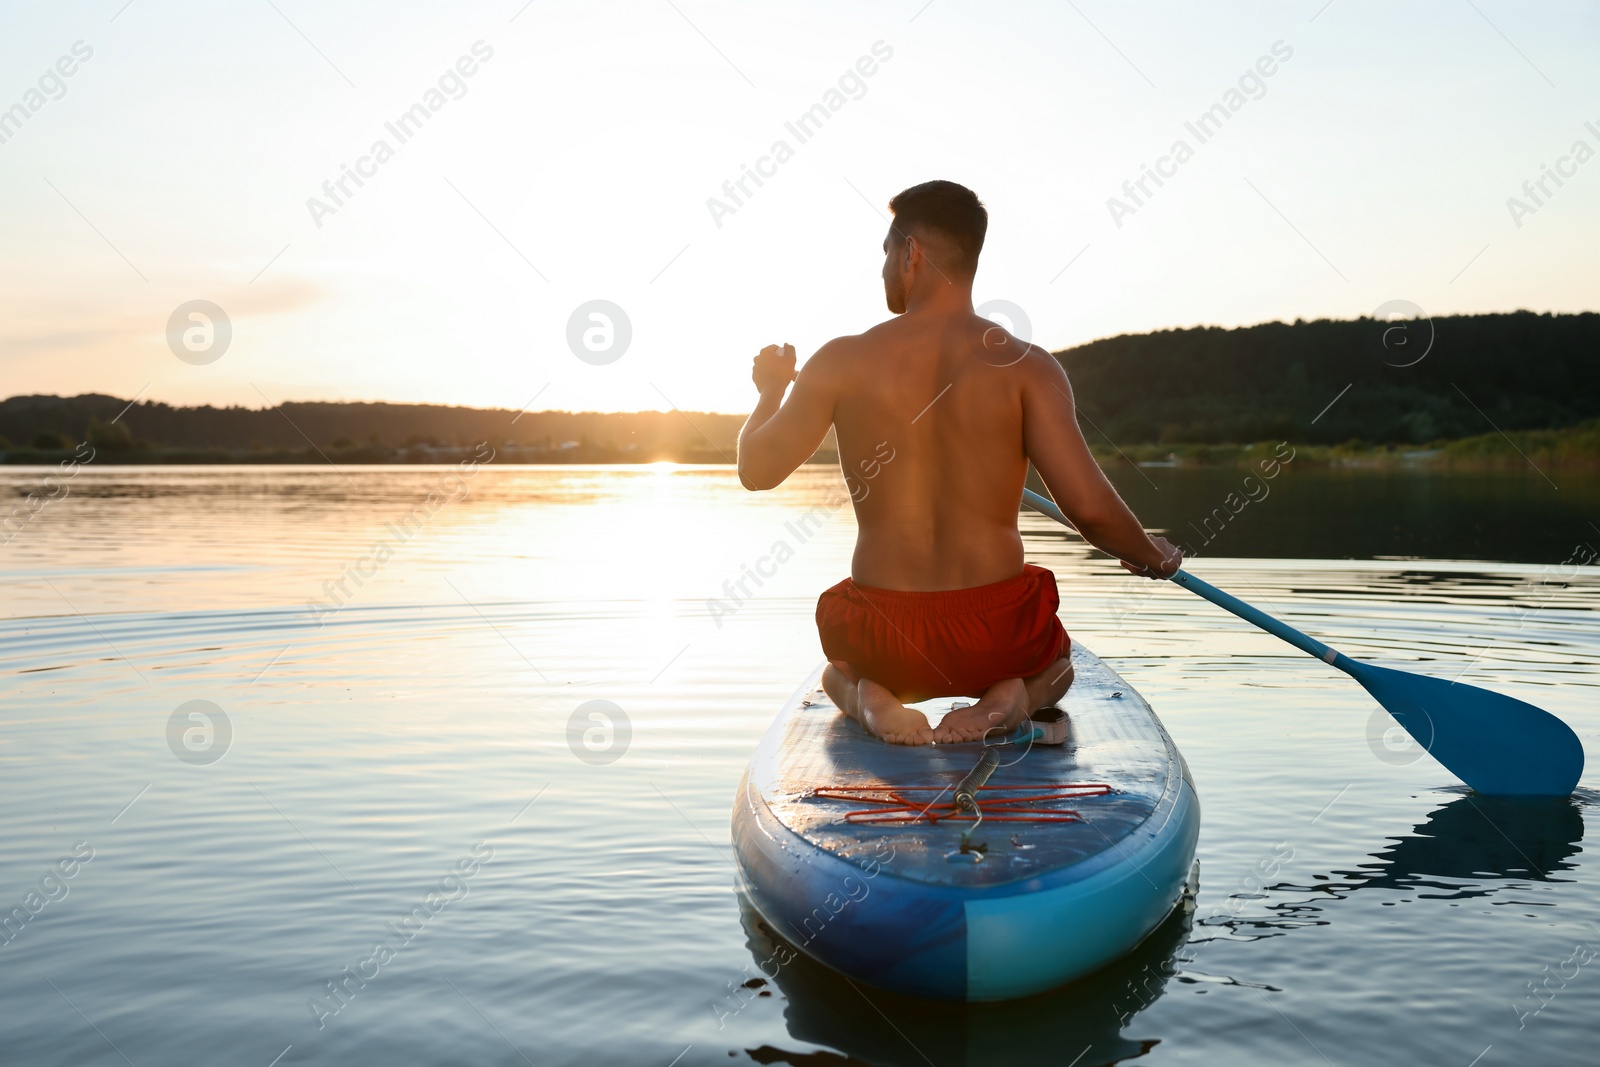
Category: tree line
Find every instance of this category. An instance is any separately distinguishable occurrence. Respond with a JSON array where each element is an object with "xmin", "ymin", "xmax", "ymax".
[
  {"xmin": 0, "ymin": 398, "xmax": 744, "ymax": 459},
  {"xmin": 2, "ymin": 311, "xmax": 1594, "ymax": 457},
  {"xmin": 1059, "ymin": 310, "xmax": 1599, "ymax": 445}
]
